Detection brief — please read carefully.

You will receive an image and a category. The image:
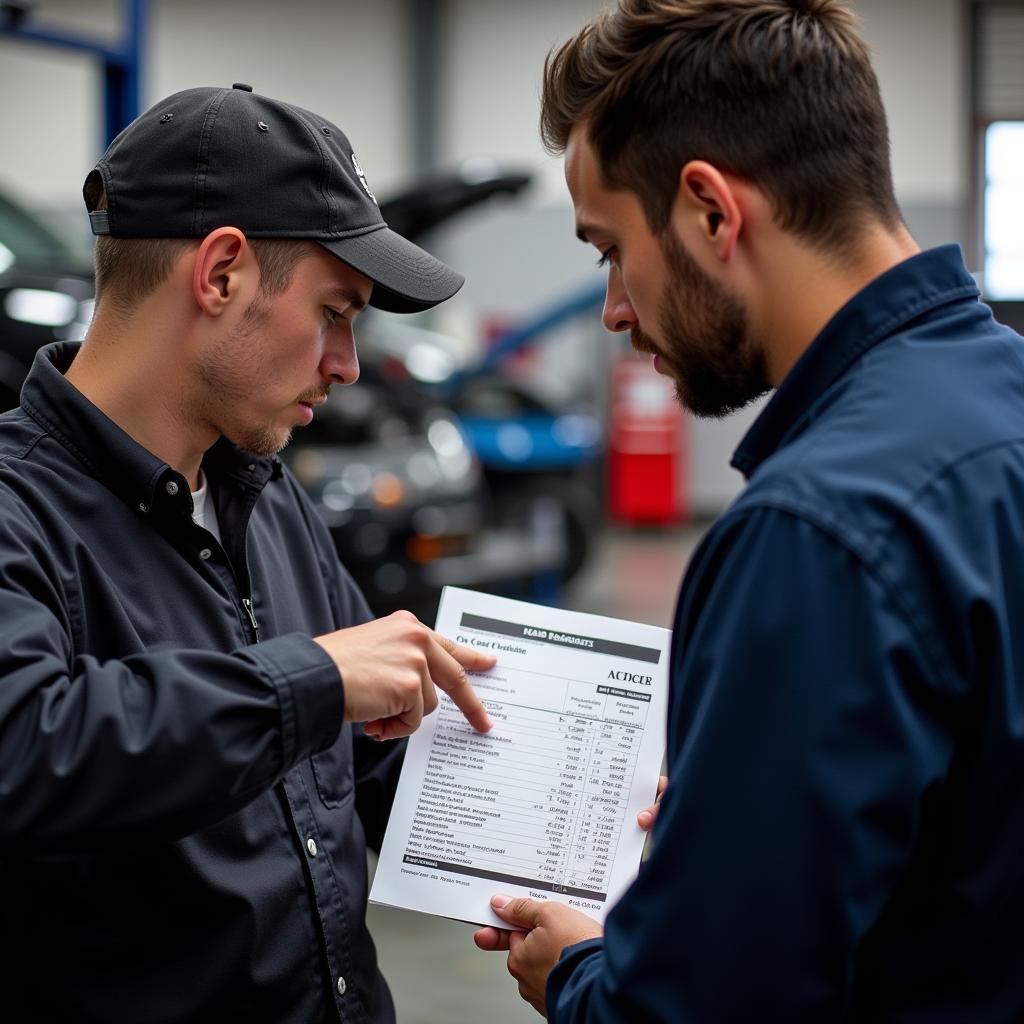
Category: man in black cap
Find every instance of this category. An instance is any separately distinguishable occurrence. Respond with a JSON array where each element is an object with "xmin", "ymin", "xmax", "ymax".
[{"xmin": 0, "ymin": 84, "xmax": 495, "ymax": 1022}]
